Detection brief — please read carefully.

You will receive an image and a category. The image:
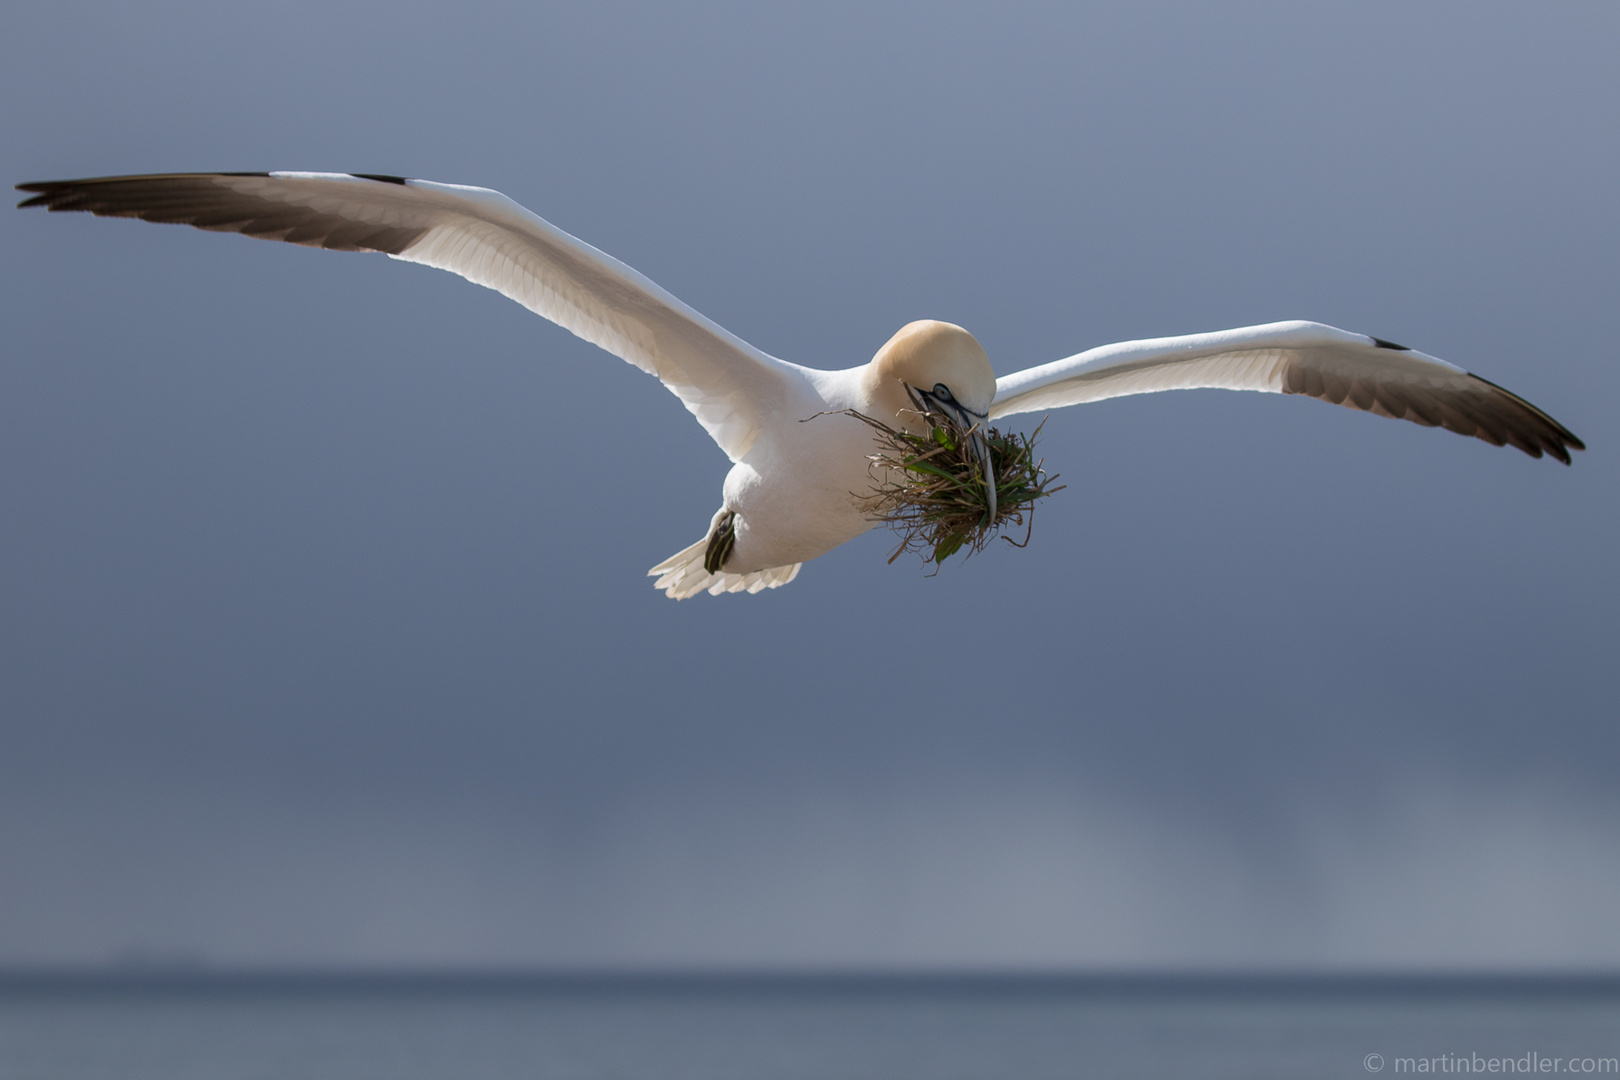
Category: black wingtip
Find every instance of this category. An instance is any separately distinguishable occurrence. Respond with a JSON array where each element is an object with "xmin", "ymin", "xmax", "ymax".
[
  {"xmin": 15, "ymin": 171, "xmax": 410, "ymax": 204},
  {"xmin": 17, "ymin": 180, "xmax": 56, "ymax": 208},
  {"xmin": 19, "ymin": 179, "xmax": 66, "ymax": 210},
  {"xmin": 1466, "ymin": 372, "xmax": 1585, "ymax": 464},
  {"xmin": 16, "ymin": 172, "xmax": 277, "ymax": 210},
  {"xmin": 1371, "ymin": 336, "xmax": 1411, "ymax": 351}
]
